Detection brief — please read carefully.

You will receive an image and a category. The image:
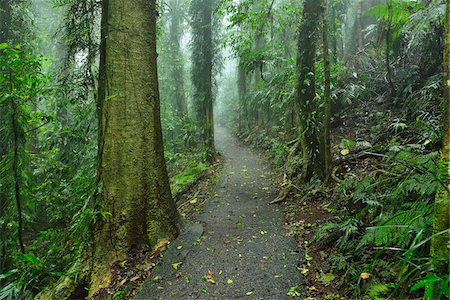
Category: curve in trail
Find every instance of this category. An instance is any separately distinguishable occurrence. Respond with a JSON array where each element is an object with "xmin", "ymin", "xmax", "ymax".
[{"xmin": 137, "ymin": 126, "xmax": 300, "ymax": 299}]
